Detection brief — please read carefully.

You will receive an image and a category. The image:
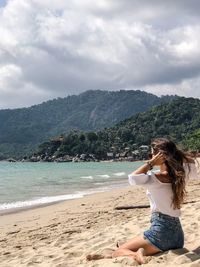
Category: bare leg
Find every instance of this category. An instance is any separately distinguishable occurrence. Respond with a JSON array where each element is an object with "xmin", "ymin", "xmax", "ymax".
[
  {"xmin": 86, "ymin": 236, "xmax": 161, "ymax": 264},
  {"xmin": 112, "ymin": 248, "xmax": 137, "ymax": 258},
  {"xmin": 112, "ymin": 235, "xmax": 161, "ymax": 263}
]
